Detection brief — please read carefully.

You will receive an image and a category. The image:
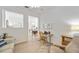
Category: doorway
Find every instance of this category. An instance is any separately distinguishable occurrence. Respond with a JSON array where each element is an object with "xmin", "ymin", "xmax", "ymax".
[{"xmin": 28, "ymin": 16, "xmax": 39, "ymax": 41}]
